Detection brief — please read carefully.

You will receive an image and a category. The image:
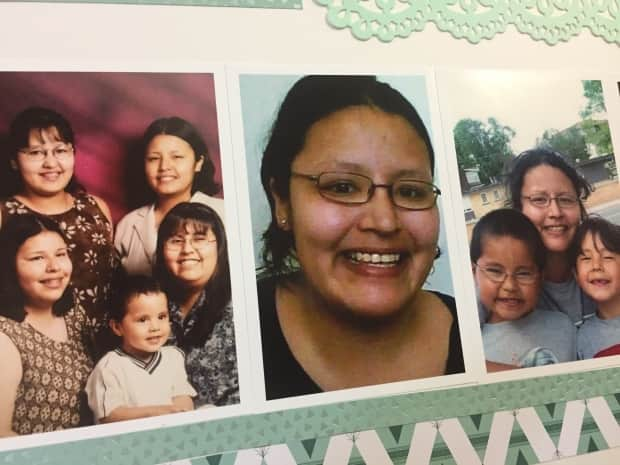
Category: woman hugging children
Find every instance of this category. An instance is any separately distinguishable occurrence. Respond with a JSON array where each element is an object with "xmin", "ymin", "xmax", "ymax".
[{"xmin": 474, "ymin": 148, "xmax": 620, "ymax": 371}]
